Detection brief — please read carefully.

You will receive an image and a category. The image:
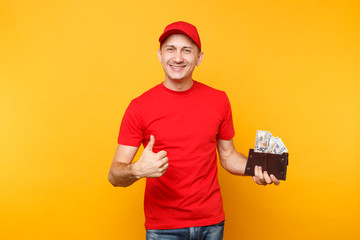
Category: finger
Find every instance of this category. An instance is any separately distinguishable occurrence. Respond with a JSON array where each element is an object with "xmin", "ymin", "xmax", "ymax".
[
  {"xmin": 270, "ymin": 174, "xmax": 280, "ymax": 186},
  {"xmin": 253, "ymin": 167, "xmax": 262, "ymax": 185},
  {"xmin": 158, "ymin": 162, "xmax": 169, "ymax": 174},
  {"xmin": 257, "ymin": 166, "xmax": 265, "ymax": 184},
  {"xmin": 157, "ymin": 150, "xmax": 167, "ymax": 159},
  {"xmin": 161, "ymin": 165, "xmax": 167, "ymax": 176},
  {"xmin": 159, "ymin": 157, "xmax": 169, "ymax": 168},
  {"xmin": 145, "ymin": 135, "xmax": 155, "ymax": 151},
  {"xmin": 162, "ymin": 163, "xmax": 169, "ymax": 171},
  {"xmin": 263, "ymin": 171, "xmax": 272, "ymax": 184},
  {"xmin": 253, "ymin": 176, "xmax": 261, "ymax": 185}
]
